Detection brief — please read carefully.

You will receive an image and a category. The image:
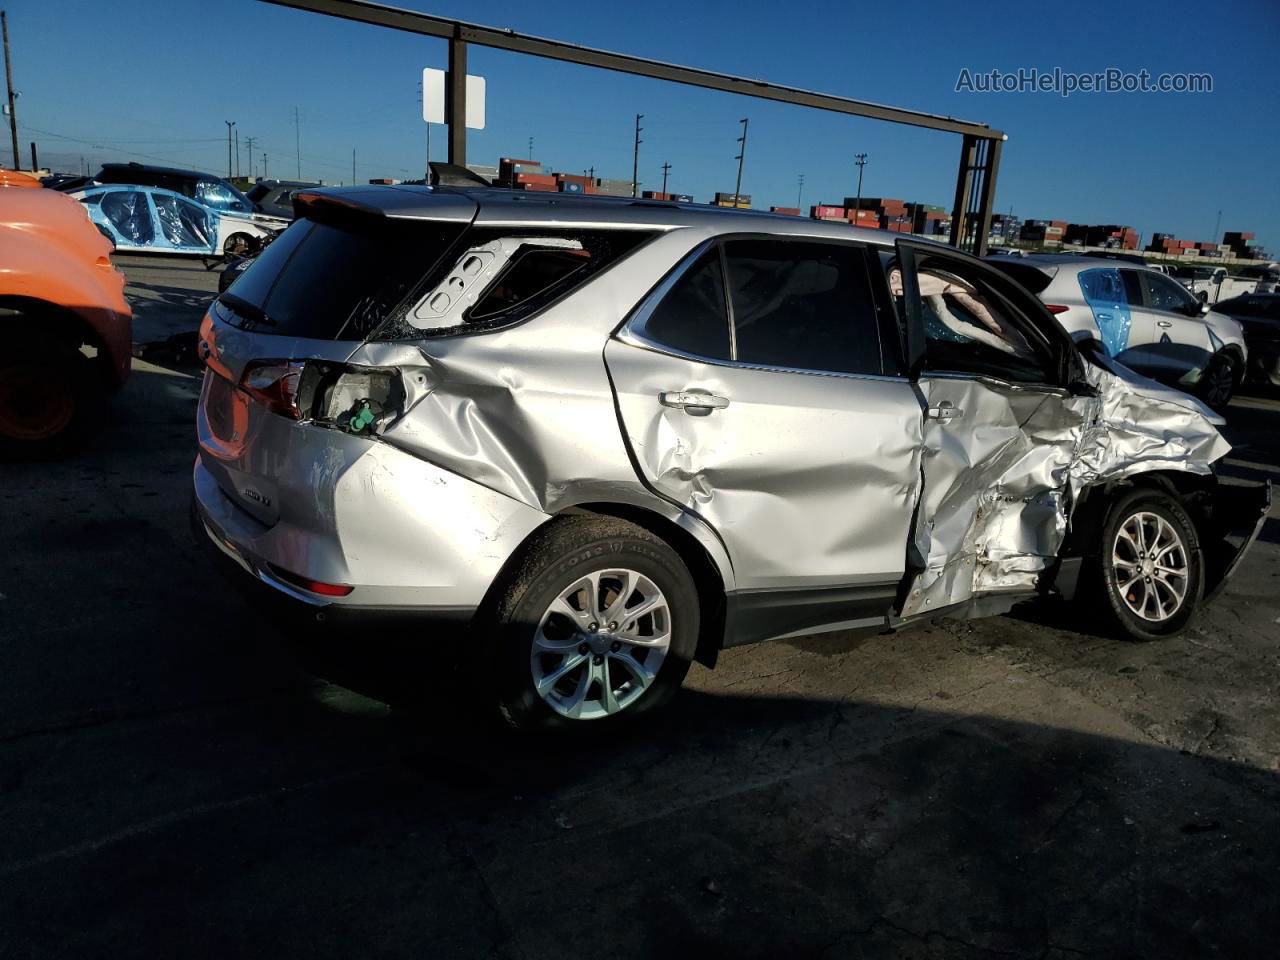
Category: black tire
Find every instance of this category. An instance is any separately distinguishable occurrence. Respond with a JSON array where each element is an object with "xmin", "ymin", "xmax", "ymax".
[
  {"xmin": 0, "ymin": 333, "xmax": 105, "ymax": 461},
  {"xmin": 485, "ymin": 516, "xmax": 699, "ymax": 733},
  {"xmin": 1197, "ymin": 350, "xmax": 1237, "ymax": 412},
  {"xmin": 1088, "ymin": 489, "xmax": 1203, "ymax": 641}
]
